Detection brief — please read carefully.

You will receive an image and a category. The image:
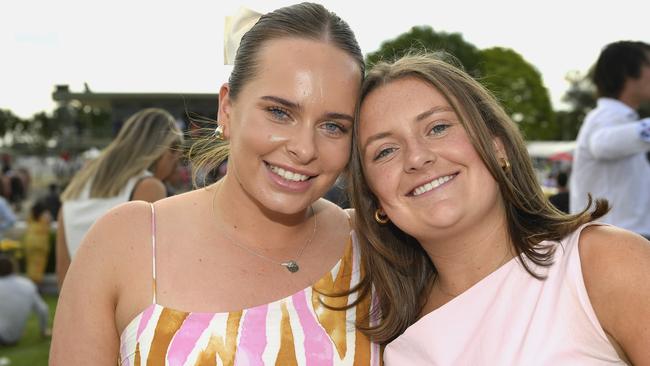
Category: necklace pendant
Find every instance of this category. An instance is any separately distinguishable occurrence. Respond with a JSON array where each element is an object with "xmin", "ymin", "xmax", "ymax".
[{"xmin": 282, "ymin": 260, "xmax": 299, "ymax": 273}]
